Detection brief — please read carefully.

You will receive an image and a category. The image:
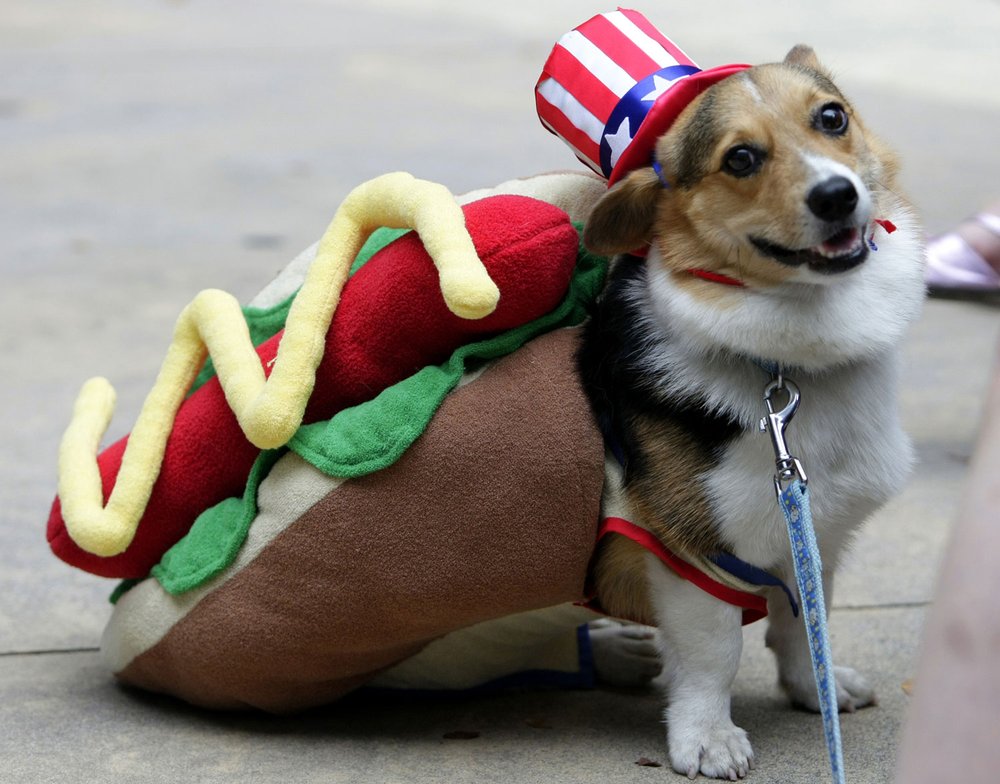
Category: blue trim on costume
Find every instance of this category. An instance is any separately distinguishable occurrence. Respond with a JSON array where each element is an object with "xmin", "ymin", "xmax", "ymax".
[
  {"xmin": 709, "ymin": 552, "xmax": 799, "ymax": 618},
  {"xmin": 575, "ymin": 623, "xmax": 596, "ymax": 689}
]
